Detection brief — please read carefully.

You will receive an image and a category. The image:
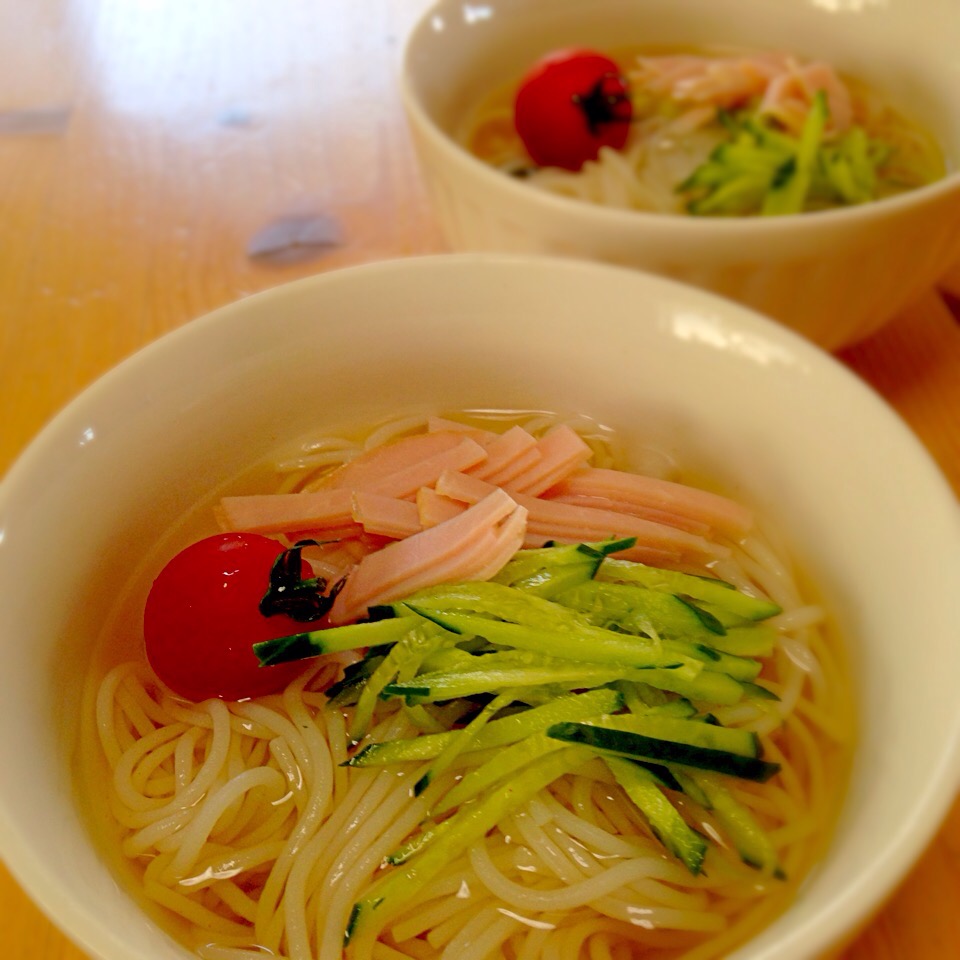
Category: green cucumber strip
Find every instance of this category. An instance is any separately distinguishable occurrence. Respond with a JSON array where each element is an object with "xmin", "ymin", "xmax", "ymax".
[
  {"xmin": 672, "ymin": 769, "xmax": 712, "ymax": 808},
  {"xmin": 401, "ymin": 702, "xmax": 454, "ymax": 733},
  {"xmin": 588, "ymin": 632, "xmax": 762, "ymax": 684},
  {"xmin": 664, "ymin": 640, "xmax": 762, "ymax": 682},
  {"xmin": 404, "ymin": 580, "xmax": 588, "ymax": 629},
  {"xmin": 509, "ymin": 561, "xmax": 603, "ymax": 599},
  {"xmin": 404, "ymin": 579, "xmax": 648, "ymax": 640},
  {"xmin": 555, "ymin": 580, "xmax": 728, "ymax": 639},
  {"xmin": 433, "ymin": 731, "xmax": 567, "ymax": 814},
  {"xmin": 547, "ymin": 722, "xmax": 779, "ymax": 782},
  {"xmin": 416, "ymin": 645, "xmax": 478, "ymax": 674},
  {"xmin": 324, "ymin": 648, "xmax": 390, "ymax": 706},
  {"xmin": 382, "ymin": 664, "xmax": 634, "ymax": 703},
  {"xmin": 403, "ymin": 579, "xmax": 765, "ymax": 680},
  {"xmin": 616, "ymin": 681, "xmax": 695, "ymax": 718},
  {"xmin": 413, "ymin": 688, "xmax": 517, "ymax": 797},
  {"xmin": 493, "ymin": 538, "xmax": 636, "ymax": 587},
  {"xmin": 701, "ymin": 624, "xmax": 777, "ymax": 658},
  {"xmin": 407, "ymin": 606, "xmax": 696, "ymax": 673},
  {"xmin": 686, "ymin": 771, "xmax": 782, "ymax": 875},
  {"xmin": 631, "ymin": 666, "xmax": 744, "ymax": 705},
  {"xmin": 628, "ymin": 682, "xmax": 669, "ymax": 708},
  {"xmin": 763, "ymin": 90, "xmax": 828, "ymax": 215},
  {"xmin": 381, "ymin": 656, "xmax": 741, "ymax": 706},
  {"xmin": 253, "ymin": 616, "xmax": 420, "ymax": 666},
  {"xmin": 616, "ymin": 679, "xmax": 654, "ymax": 714},
  {"xmin": 822, "ymin": 127, "xmax": 878, "ymax": 204},
  {"xmin": 605, "ymin": 756, "xmax": 706, "ymax": 875},
  {"xmin": 382, "ymin": 816, "xmax": 451, "ymax": 867},
  {"xmin": 578, "ymin": 714, "xmax": 761, "ymax": 759},
  {"xmin": 690, "ymin": 171, "xmax": 771, "ymax": 216},
  {"xmin": 740, "ymin": 681, "xmax": 781, "ymax": 702},
  {"xmin": 429, "ymin": 726, "xmax": 682, "ymax": 816},
  {"xmin": 643, "ymin": 698, "xmax": 697, "ymax": 719},
  {"xmin": 630, "ymin": 760, "xmax": 684, "ymax": 792},
  {"xmin": 347, "ymin": 746, "xmax": 593, "ymax": 943},
  {"xmin": 346, "ymin": 687, "xmax": 623, "ymax": 767},
  {"xmin": 597, "ymin": 559, "xmax": 781, "ymax": 621},
  {"xmin": 348, "ymin": 624, "xmax": 447, "ymax": 744}
]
